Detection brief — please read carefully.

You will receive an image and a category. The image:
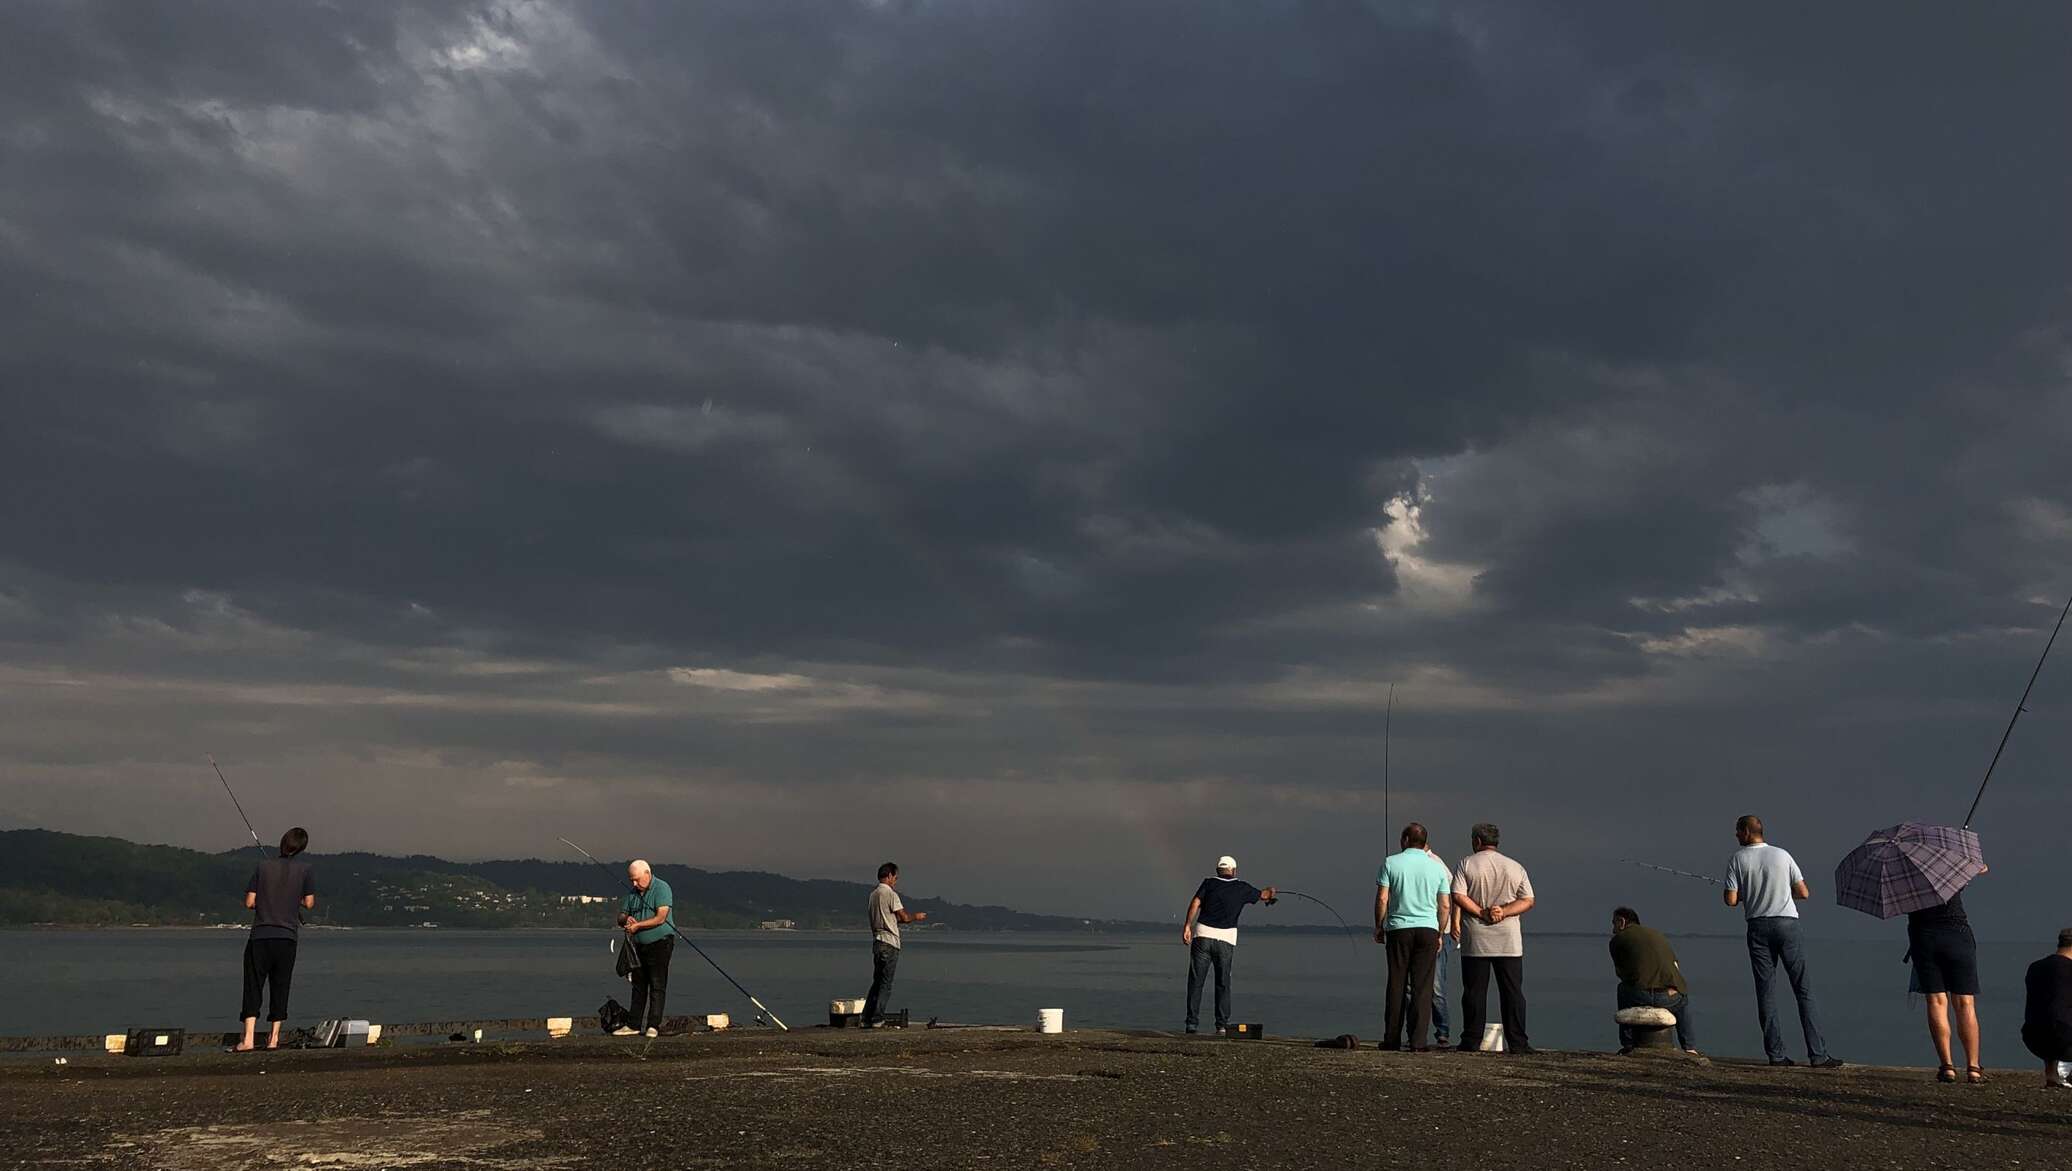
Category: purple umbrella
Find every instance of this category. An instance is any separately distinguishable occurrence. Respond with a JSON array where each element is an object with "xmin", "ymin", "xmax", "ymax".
[{"xmin": 1834, "ymin": 823, "xmax": 1985, "ymax": 919}]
